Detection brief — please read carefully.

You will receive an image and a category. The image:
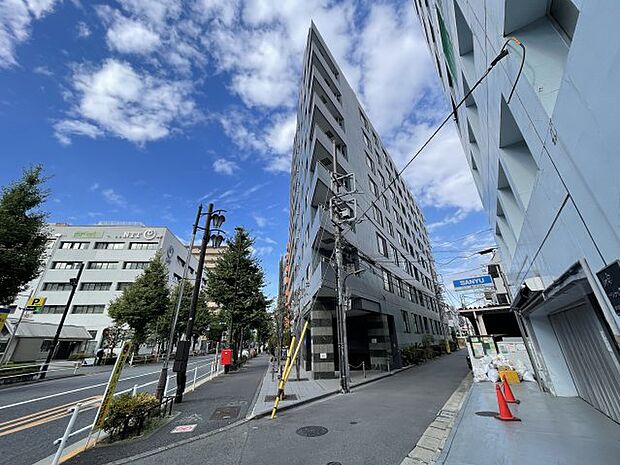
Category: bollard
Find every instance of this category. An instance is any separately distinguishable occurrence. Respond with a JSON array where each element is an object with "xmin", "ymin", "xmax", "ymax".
[
  {"xmin": 387, "ymin": 361, "xmax": 391, "ymax": 373},
  {"xmin": 132, "ymin": 384, "xmax": 138, "ymax": 396},
  {"xmin": 164, "ymin": 375, "xmax": 170, "ymax": 396},
  {"xmin": 74, "ymin": 361, "xmax": 80, "ymax": 375},
  {"xmin": 192, "ymin": 366, "xmax": 198, "ymax": 391},
  {"xmin": 52, "ymin": 403, "xmax": 81, "ymax": 465},
  {"xmin": 362, "ymin": 361, "xmax": 366, "ymax": 378}
]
